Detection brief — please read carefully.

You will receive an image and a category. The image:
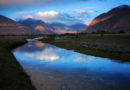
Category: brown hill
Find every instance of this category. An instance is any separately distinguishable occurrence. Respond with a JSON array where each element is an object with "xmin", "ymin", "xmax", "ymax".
[
  {"xmin": 0, "ymin": 15, "xmax": 33, "ymax": 35},
  {"xmin": 82, "ymin": 5, "xmax": 130, "ymax": 33}
]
